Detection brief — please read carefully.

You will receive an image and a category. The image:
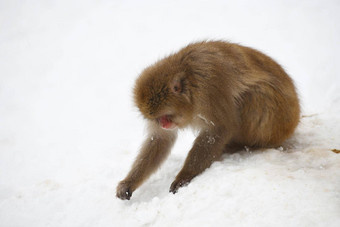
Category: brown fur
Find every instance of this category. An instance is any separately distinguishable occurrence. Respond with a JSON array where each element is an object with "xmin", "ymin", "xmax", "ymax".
[{"xmin": 116, "ymin": 41, "xmax": 300, "ymax": 200}]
